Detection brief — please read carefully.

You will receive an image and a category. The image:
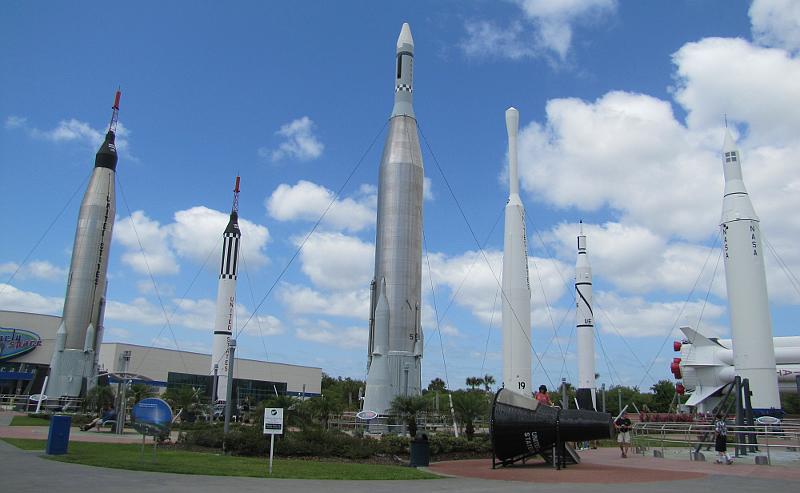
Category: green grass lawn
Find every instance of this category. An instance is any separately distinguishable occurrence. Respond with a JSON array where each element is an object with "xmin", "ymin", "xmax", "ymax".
[
  {"xmin": 1, "ymin": 438, "xmax": 440, "ymax": 480},
  {"xmin": 9, "ymin": 416, "xmax": 51, "ymax": 426}
]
